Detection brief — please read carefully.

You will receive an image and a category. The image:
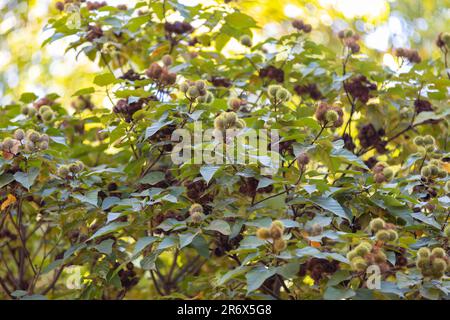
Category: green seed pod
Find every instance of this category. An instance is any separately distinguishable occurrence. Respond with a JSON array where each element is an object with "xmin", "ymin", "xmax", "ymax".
[
  {"xmin": 38, "ymin": 141, "xmax": 49, "ymax": 150},
  {"xmin": 190, "ymin": 211, "xmax": 204, "ymax": 223},
  {"xmin": 425, "ymin": 144, "xmax": 436, "ymax": 152},
  {"xmin": 376, "ymin": 230, "xmax": 391, "ymax": 242},
  {"xmin": 267, "ymin": 85, "xmax": 281, "ymax": 98},
  {"xmin": 423, "ymin": 135, "xmax": 435, "ymax": 146},
  {"xmin": 214, "ymin": 116, "xmax": 225, "ymax": 130},
  {"xmin": 189, "ymin": 203, "xmax": 203, "ymax": 214},
  {"xmin": 417, "ymin": 247, "xmax": 431, "ymax": 259},
  {"xmin": 344, "ymin": 29, "xmax": 354, "ymax": 38},
  {"xmin": 431, "ymin": 258, "xmax": 447, "ymax": 273},
  {"xmin": 224, "ymin": 112, "xmax": 237, "ymax": 127},
  {"xmin": 205, "ymin": 91, "xmax": 214, "ymax": 104},
  {"xmin": 42, "ymin": 110, "xmax": 54, "ymax": 122},
  {"xmin": 437, "ymin": 169, "xmax": 447, "ymax": 178},
  {"xmin": 69, "ymin": 162, "xmax": 81, "ymax": 173},
  {"xmin": 421, "ymin": 166, "xmax": 431, "ymax": 177},
  {"xmin": 275, "ymin": 88, "xmax": 290, "ymax": 102},
  {"xmin": 256, "ymin": 227, "xmax": 271, "ymax": 240},
  {"xmin": 58, "ymin": 165, "xmax": 69, "ymax": 177},
  {"xmin": 444, "ymin": 225, "xmax": 450, "ymax": 238},
  {"xmin": 416, "ymin": 257, "xmax": 430, "ymax": 269},
  {"xmin": 387, "ymin": 229, "xmax": 398, "ymax": 242},
  {"xmin": 413, "ymin": 136, "xmax": 424, "ymax": 146},
  {"xmin": 431, "ymin": 270, "xmax": 444, "ymax": 280},
  {"xmin": 240, "ymin": 35, "xmax": 252, "ymax": 47},
  {"xmin": 195, "ymin": 80, "xmax": 206, "ymax": 91},
  {"xmin": 24, "ymin": 140, "xmax": 35, "ymax": 152},
  {"xmin": 179, "ymin": 82, "xmax": 189, "ymax": 93},
  {"xmin": 431, "ymin": 247, "xmax": 446, "ymax": 259},
  {"xmin": 369, "ymin": 218, "xmax": 385, "ymax": 232},
  {"xmin": 374, "ymin": 250, "xmax": 387, "ymax": 263},
  {"xmin": 324, "ymin": 110, "xmax": 339, "ymax": 123},
  {"xmin": 235, "ymin": 119, "xmax": 246, "ymax": 129},
  {"xmin": 14, "ymin": 129, "xmax": 25, "ymax": 140},
  {"xmin": 39, "ymin": 105, "xmax": 51, "ymax": 115},
  {"xmin": 382, "ymin": 167, "xmax": 394, "ymax": 180},
  {"xmin": 26, "ymin": 129, "xmax": 40, "ymax": 142},
  {"xmin": 346, "ymin": 249, "xmax": 358, "ymax": 261},
  {"xmin": 273, "ymin": 239, "xmax": 287, "ymax": 252},
  {"xmin": 186, "ymin": 86, "xmax": 199, "ymax": 99},
  {"xmin": 76, "ymin": 161, "xmax": 84, "ymax": 172},
  {"xmin": 351, "ymin": 256, "xmax": 367, "ymax": 271},
  {"xmin": 39, "ymin": 134, "xmax": 49, "ymax": 143},
  {"xmin": 269, "ymin": 224, "xmax": 283, "ymax": 240},
  {"xmin": 161, "ymin": 54, "xmax": 173, "ymax": 66},
  {"xmin": 429, "ymin": 165, "xmax": 439, "ymax": 176},
  {"xmin": 355, "ymin": 243, "xmax": 370, "ymax": 256},
  {"xmin": 311, "ymin": 223, "xmax": 323, "ymax": 236},
  {"xmin": 3, "ymin": 138, "xmax": 14, "ymax": 150}
]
